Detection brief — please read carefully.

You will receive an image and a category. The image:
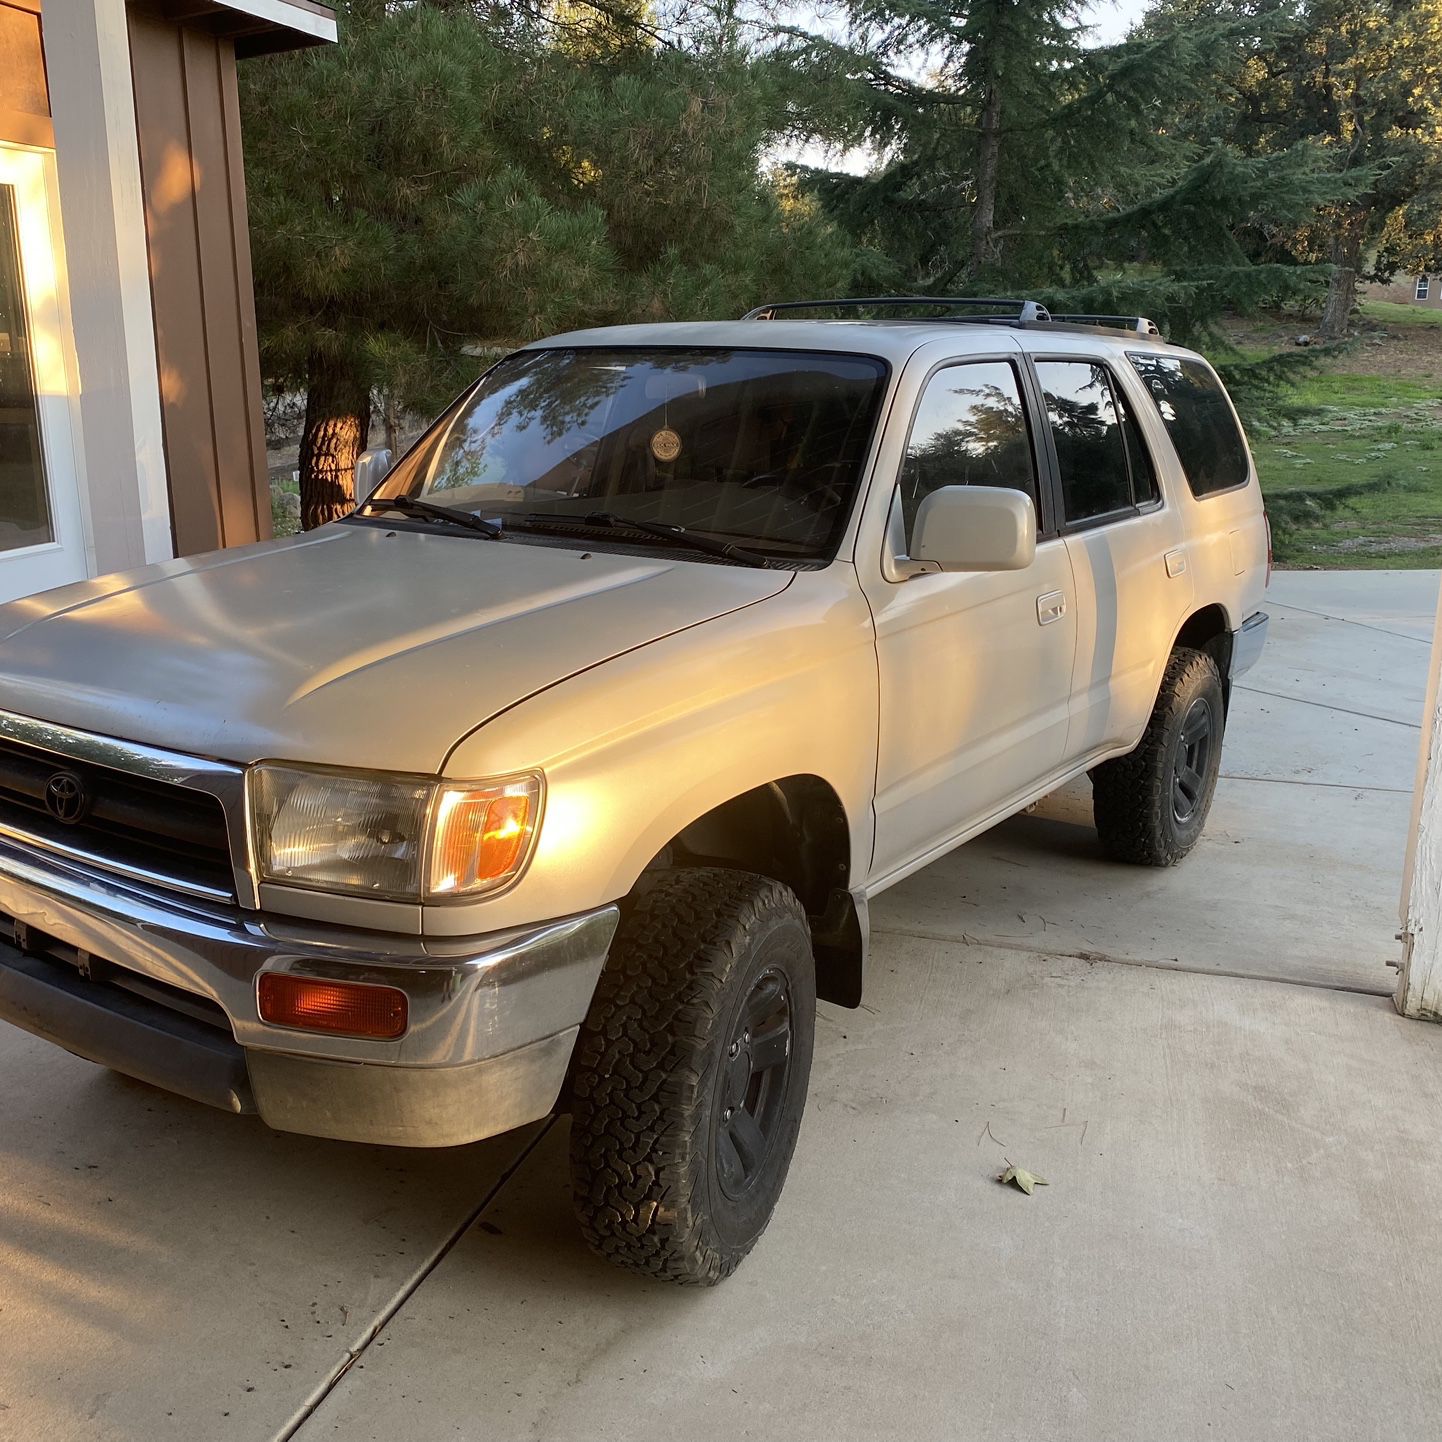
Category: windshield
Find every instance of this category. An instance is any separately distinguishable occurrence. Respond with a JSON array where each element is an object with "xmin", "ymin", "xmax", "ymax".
[{"xmin": 370, "ymin": 347, "xmax": 889, "ymax": 563}]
